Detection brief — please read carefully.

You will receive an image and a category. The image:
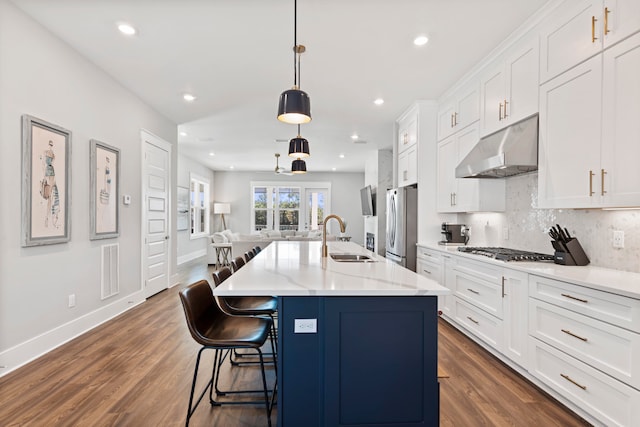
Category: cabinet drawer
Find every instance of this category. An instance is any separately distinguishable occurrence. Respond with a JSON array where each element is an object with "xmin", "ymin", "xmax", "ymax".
[
  {"xmin": 453, "ymin": 257, "xmax": 503, "ymax": 284},
  {"xmin": 529, "ymin": 337, "xmax": 640, "ymax": 427},
  {"xmin": 416, "ymin": 247, "xmax": 444, "ymax": 263},
  {"xmin": 416, "ymin": 258, "xmax": 442, "ymax": 285},
  {"xmin": 453, "ymin": 270, "xmax": 503, "ymax": 319},
  {"xmin": 529, "ymin": 275, "xmax": 640, "ymax": 332},
  {"xmin": 530, "ymin": 299, "xmax": 640, "ymax": 390},
  {"xmin": 454, "ymin": 298, "xmax": 502, "ymax": 350}
]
